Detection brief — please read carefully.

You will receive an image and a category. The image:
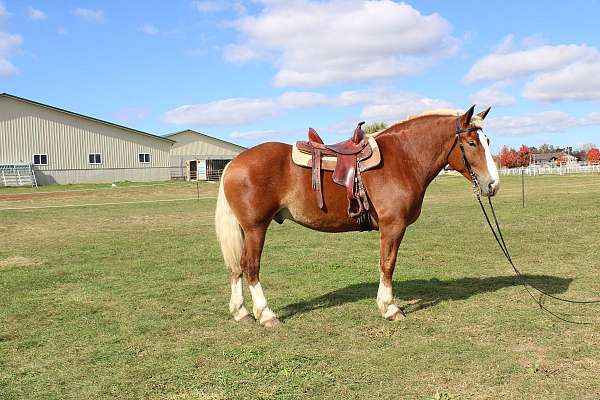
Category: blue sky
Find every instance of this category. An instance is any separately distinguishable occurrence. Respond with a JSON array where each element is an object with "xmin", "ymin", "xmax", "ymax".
[{"xmin": 1, "ymin": 0, "xmax": 599, "ymax": 152}]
